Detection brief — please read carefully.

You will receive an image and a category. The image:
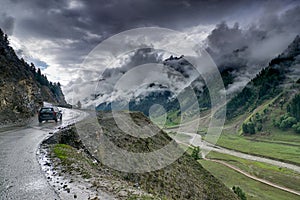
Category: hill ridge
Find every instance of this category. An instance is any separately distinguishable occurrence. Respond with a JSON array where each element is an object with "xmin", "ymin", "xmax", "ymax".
[{"xmin": 0, "ymin": 28, "xmax": 67, "ymax": 124}]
